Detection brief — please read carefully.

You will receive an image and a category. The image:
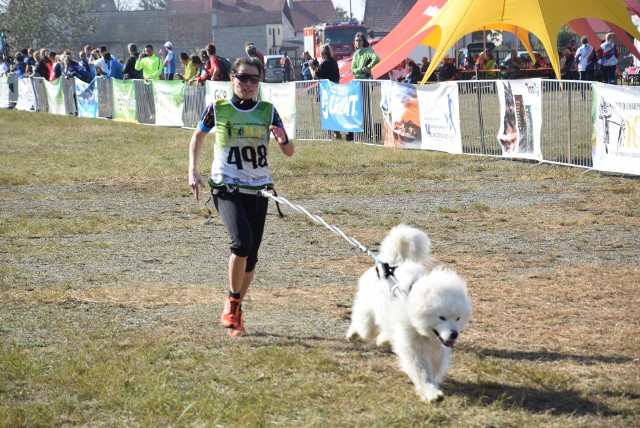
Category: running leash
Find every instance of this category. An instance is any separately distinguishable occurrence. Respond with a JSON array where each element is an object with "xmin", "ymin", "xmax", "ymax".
[{"xmin": 259, "ymin": 189, "xmax": 404, "ymax": 295}]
